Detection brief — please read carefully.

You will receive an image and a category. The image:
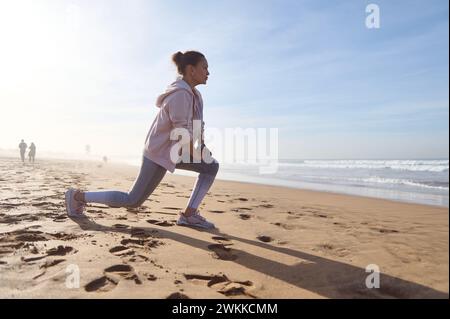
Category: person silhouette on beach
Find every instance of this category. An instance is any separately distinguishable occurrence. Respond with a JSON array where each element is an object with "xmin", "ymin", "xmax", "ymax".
[
  {"xmin": 28, "ymin": 142, "xmax": 36, "ymax": 163},
  {"xmin": 18, "ymin": 139, "xmax": 27, "ymax": 163},
  {"xmin": 65, "ymin": 51, "xmax": 218, "ymax": 229}
]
